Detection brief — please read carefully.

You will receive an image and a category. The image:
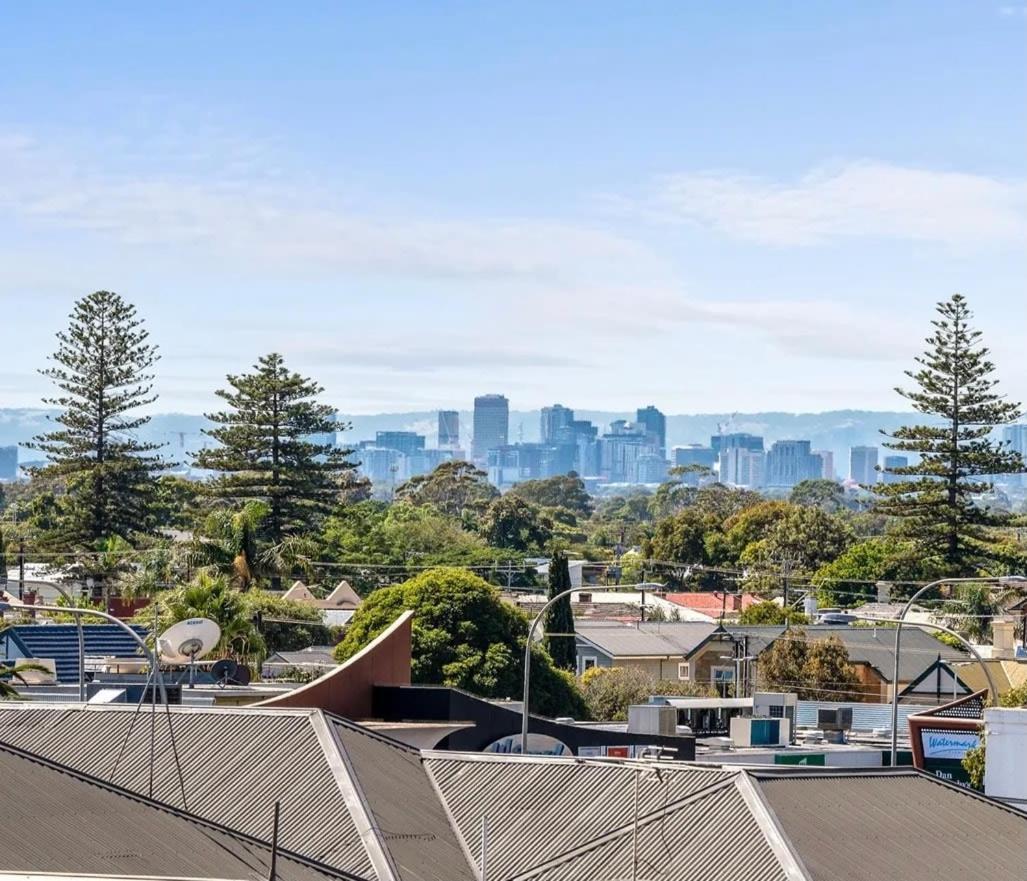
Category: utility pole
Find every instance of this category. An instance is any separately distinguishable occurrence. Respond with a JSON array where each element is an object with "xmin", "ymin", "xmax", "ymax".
[
  {"xmin": 780, "ymin": 557, "xmax": 793, "ymax": 630},
  {"xmin": 17, "ymin": 539, "xmax": 25, "ymax": 601}
]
